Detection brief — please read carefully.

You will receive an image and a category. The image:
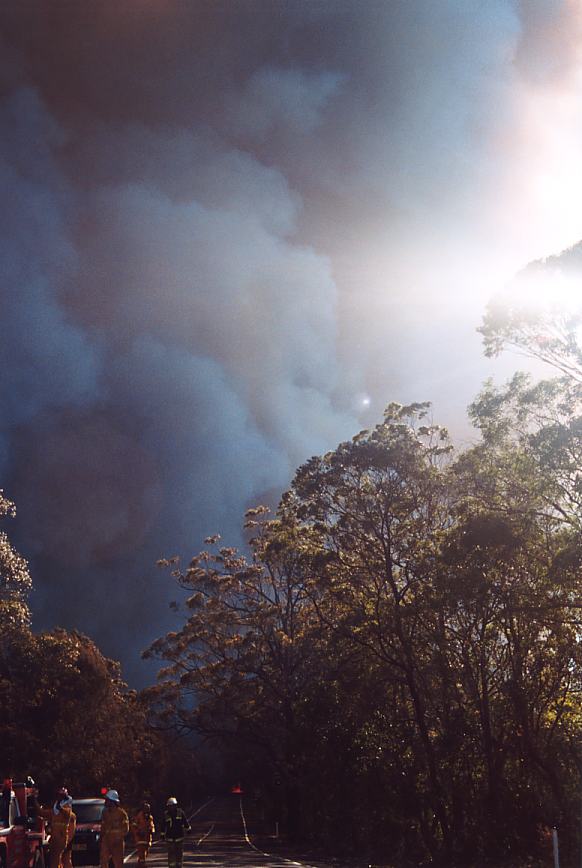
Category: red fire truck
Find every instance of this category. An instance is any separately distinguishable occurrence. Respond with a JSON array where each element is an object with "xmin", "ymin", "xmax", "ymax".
[{"xmin": 0, "ymin": 781, "xmax": 48, "ymax": 868}]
